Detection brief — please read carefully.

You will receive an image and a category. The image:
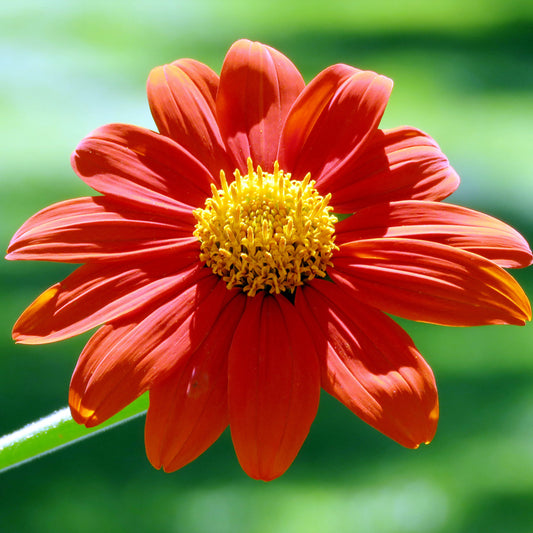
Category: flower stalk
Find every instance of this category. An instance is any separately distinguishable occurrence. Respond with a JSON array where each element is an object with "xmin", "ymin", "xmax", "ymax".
[{"xmin": 0, "ymin": 395, "xmax": 148, "ymax": 473}]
